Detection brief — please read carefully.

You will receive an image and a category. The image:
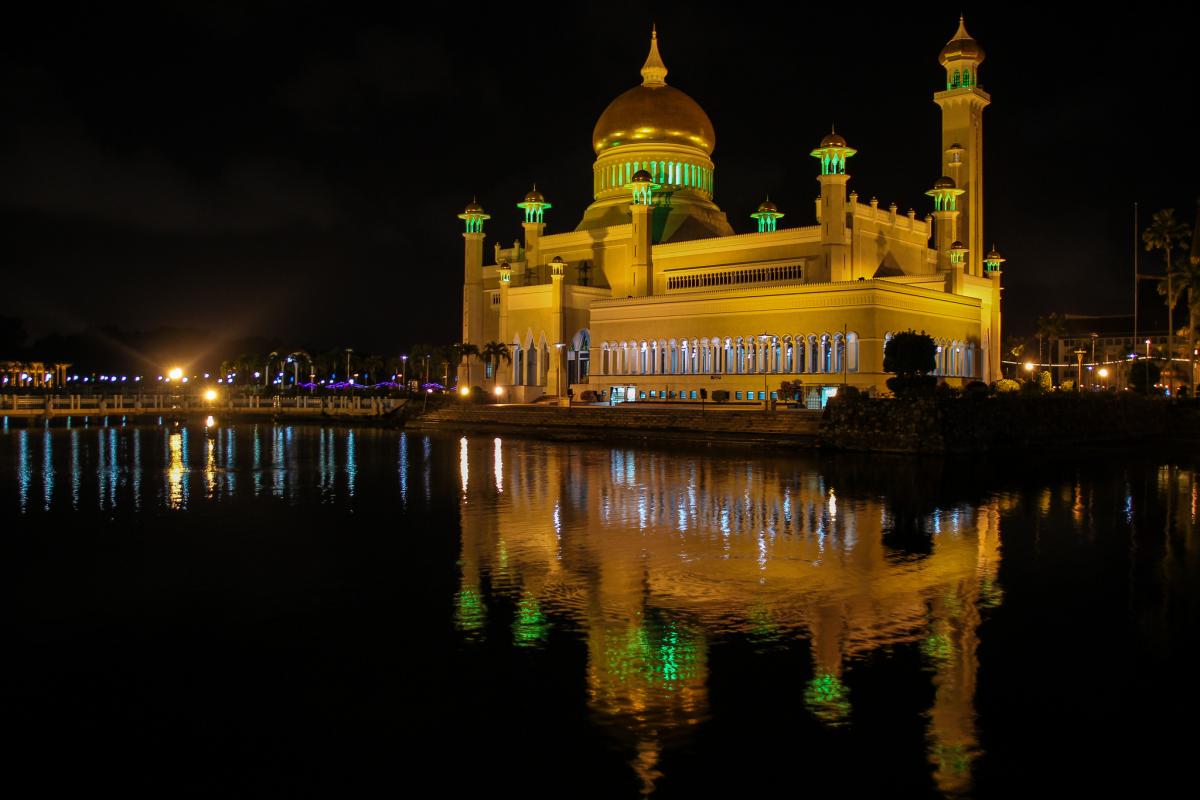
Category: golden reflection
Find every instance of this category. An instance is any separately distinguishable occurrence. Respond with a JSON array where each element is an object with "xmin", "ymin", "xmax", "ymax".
[
  {"xmin": 204, "ymin": 435, "xmax": 216, "ymax": 498},
  {"xmin": 167, "ymin": 432, "xmax": 184, "ymax": 510},
  {"xmin": 456, "ymin": 439, "xmax": 1004, "ymax": 796}
]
